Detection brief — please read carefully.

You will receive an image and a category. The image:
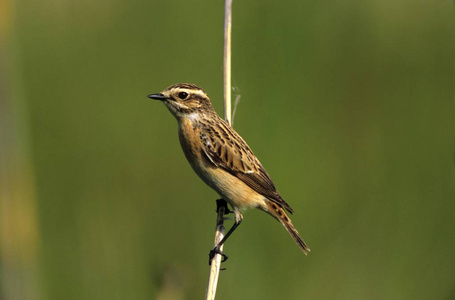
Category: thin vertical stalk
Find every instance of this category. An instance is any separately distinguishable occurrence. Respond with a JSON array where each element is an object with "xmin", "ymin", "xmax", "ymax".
[
  {"xmin": 223, "ymin": 0, "xmax": 232, "ymax": 125},
  {"xmin": 205, "ymin": 1, "xmax": 232, "ymax": 299}
]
